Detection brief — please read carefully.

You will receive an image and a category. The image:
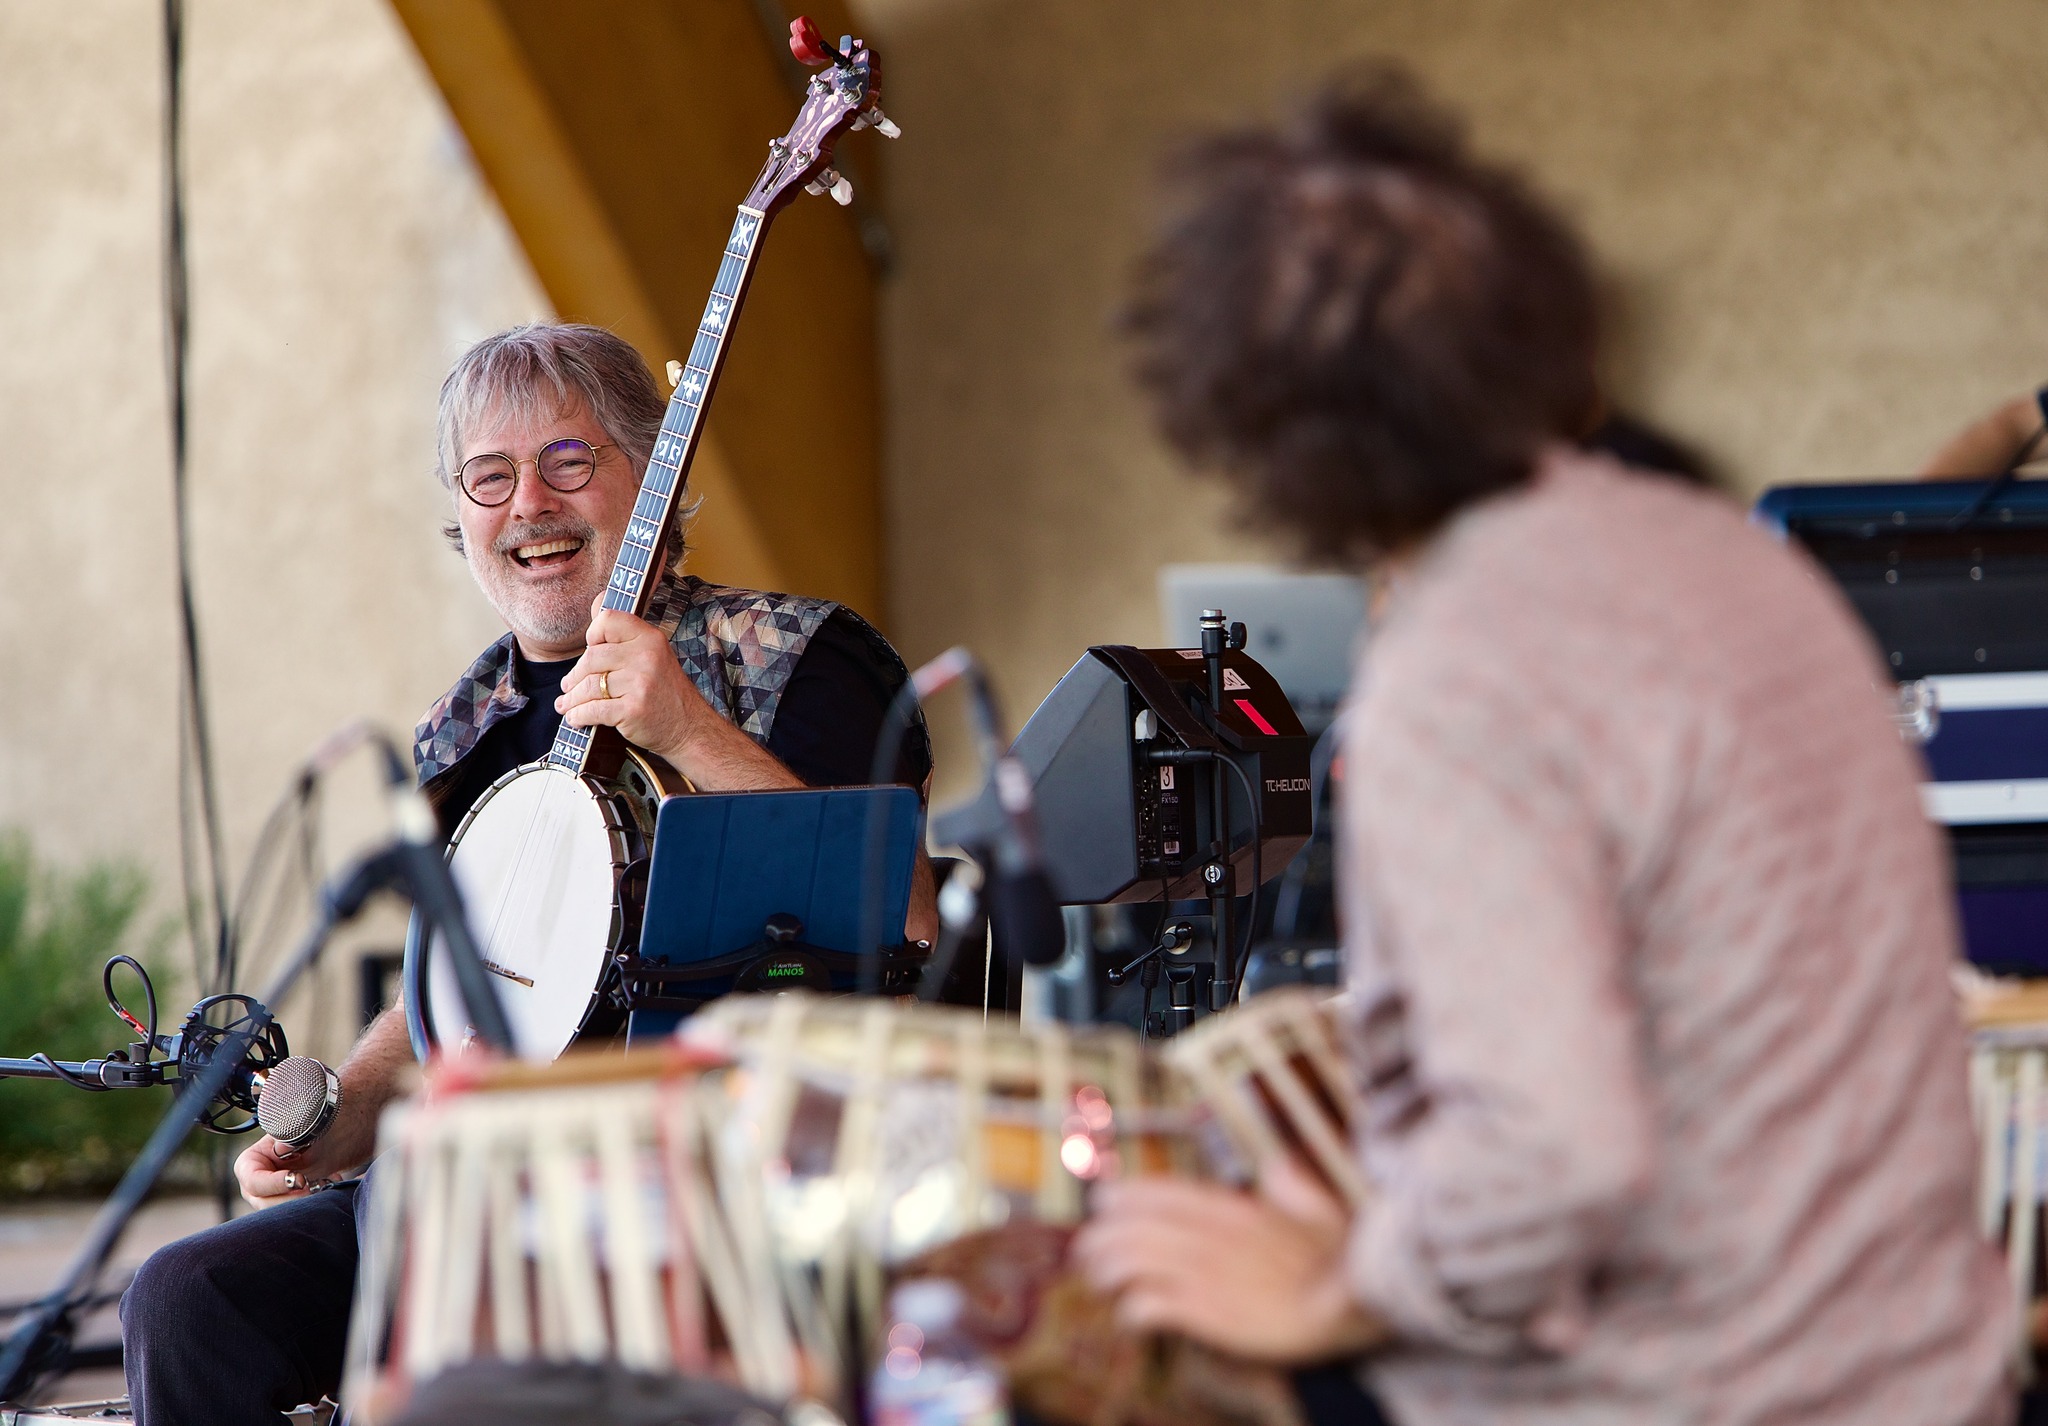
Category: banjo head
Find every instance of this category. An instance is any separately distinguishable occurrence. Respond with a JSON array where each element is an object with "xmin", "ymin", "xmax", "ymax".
[{"xmin": 424, "ymin": 763, "xmax": 630, "ymax": 1062}]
